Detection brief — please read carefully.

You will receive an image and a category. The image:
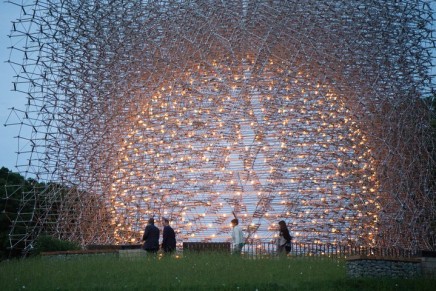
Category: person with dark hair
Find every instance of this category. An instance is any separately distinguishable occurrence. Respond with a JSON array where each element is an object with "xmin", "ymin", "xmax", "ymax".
[
  {"xmin": 277, "ymin": 220, "xmax": 292, "ymax": 255},
  {"xmin": 142, "ymin": 217, "xmax": 160, "ymax": 253},
  {"xmin": 161, "ymin": 218, "xmax": 176, "ymax": 253},
  {"xmin": 231, "ymin": 218, "xmax": 244, "ymax": 254}
]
